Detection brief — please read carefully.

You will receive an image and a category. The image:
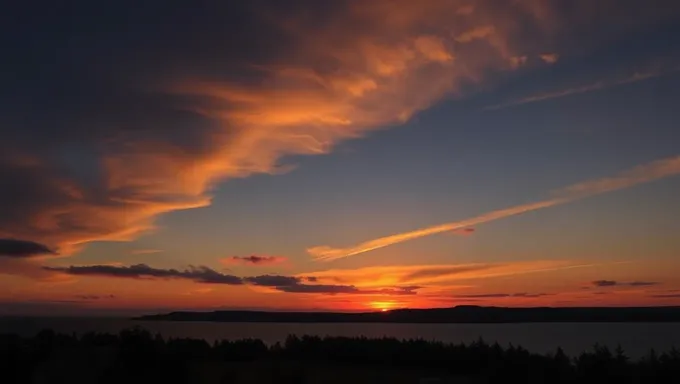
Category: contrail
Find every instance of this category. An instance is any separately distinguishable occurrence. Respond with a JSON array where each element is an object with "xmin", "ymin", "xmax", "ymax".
[
  {"xmin": 481, "ymin": 67, "xmax": 679, "ymax": 111},
  {"xmin": 309, "ymin": 155, "xmax": 680, "ymax": 261}
]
